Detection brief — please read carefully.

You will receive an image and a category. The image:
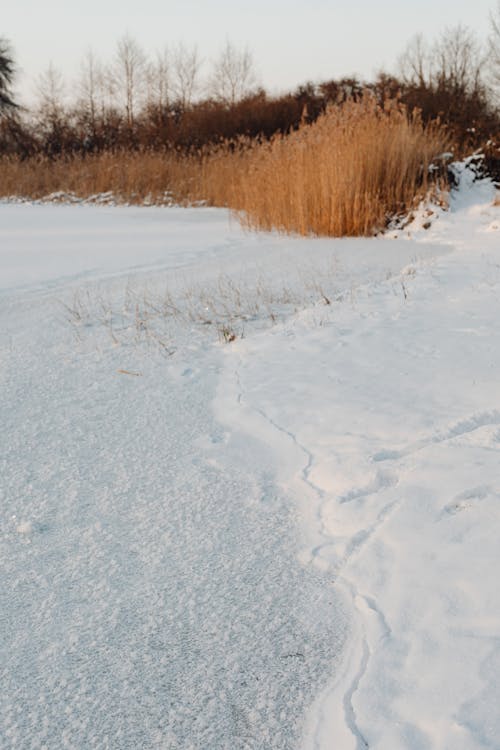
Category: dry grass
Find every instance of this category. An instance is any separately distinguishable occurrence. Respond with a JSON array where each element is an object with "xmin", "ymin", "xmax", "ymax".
[
  {"xmin": 60, "ymin": 264, "xmax": 341, "ymax": 353},
  {"xmin": 0, "ymin": 99, "xmax": 448, "ymax": 236},
  {"xmin": 0, "ymin": 149, "xmax": 195, "ymax": 205},
  {"xmin": 208, "ymin": 98, "xmax": 448, "ymax": 236}
]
